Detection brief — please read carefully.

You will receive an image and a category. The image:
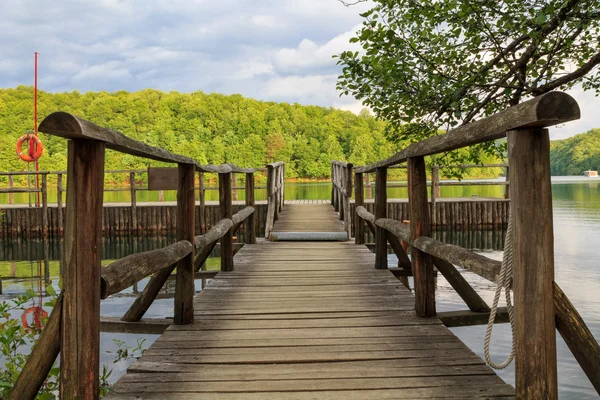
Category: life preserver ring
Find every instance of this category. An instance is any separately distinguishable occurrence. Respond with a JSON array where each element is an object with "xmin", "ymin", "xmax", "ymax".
[
  {"xmin": 16, "ymin": 134, "xmax": 43, "ymax": 162},
  {"xmin": 21, "ymin": 306, "xmax": 48, "ymax": 331}
]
